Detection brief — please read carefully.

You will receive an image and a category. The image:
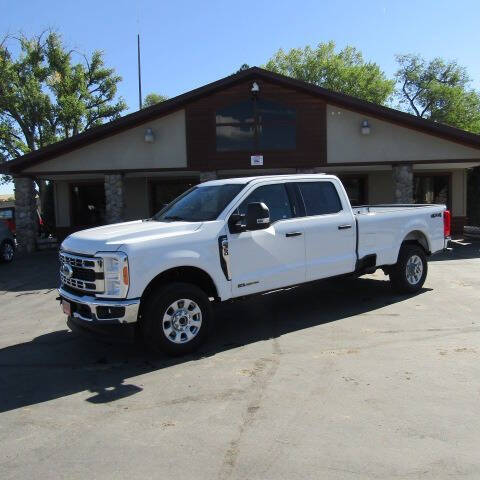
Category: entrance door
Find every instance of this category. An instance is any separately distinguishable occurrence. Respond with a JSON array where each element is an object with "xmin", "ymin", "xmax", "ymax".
[
  {"xmin": 227, "ymin": 183, "xmax": 306, "ymax": 297},
  {"xmin": 71, "ymin": 183, "xmax": 106, "ymax": 228}
]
